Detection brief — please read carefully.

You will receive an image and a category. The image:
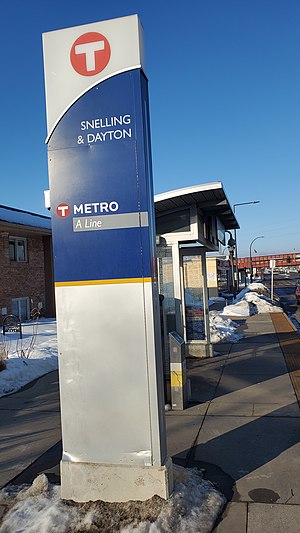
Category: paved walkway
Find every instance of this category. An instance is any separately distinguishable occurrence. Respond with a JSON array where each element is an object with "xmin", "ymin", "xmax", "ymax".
[
  {"xmin": 0, "ymin": 370, "xmax": 61, "ymax": 488},
  {"xmin": 166, "ymin": 312, "xmax": 300, "ymax": 532},
  {"xmin": 1, "ymin": 312, "xmax": 300, "ymax": 532}
]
